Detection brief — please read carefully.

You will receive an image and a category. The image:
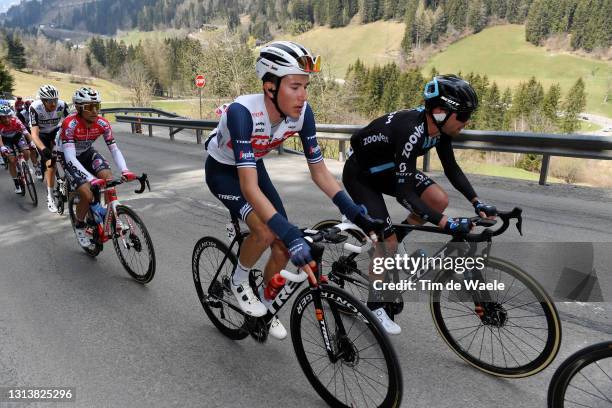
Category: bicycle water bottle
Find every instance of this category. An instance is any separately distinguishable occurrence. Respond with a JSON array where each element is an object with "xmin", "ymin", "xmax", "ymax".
[
  {"xmin": 264, "ymin": 273, "xmax": 287, "ymax": 301},
  {"xmin": 90, "ymin": 203, "xmax": 107, "ymax": 224}
]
